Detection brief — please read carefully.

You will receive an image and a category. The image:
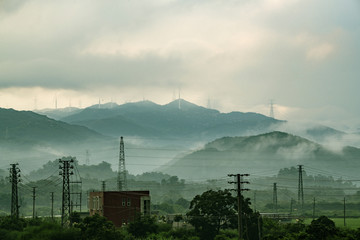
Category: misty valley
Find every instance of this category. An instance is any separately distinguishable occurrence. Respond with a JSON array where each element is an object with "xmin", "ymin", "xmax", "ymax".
[{"xmin": 1, "ymin": 99, "xmax": 360, "ymax": 239}]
